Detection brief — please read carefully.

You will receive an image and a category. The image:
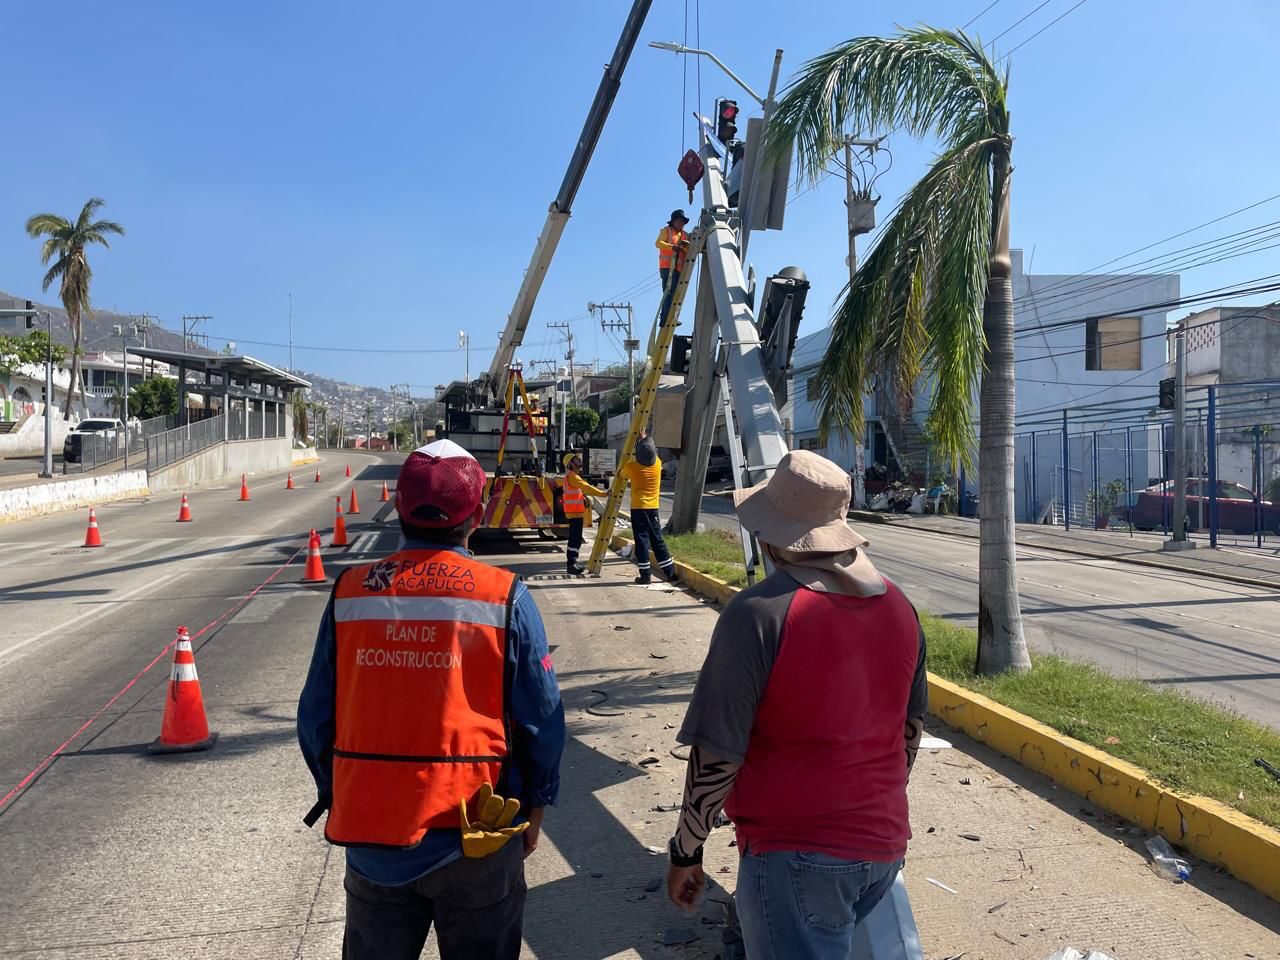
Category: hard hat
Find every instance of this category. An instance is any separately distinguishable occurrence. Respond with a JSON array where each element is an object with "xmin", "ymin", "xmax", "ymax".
[{"xmin": 563, "ymin": 451, "xmax": 581, "ymax": 469}]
